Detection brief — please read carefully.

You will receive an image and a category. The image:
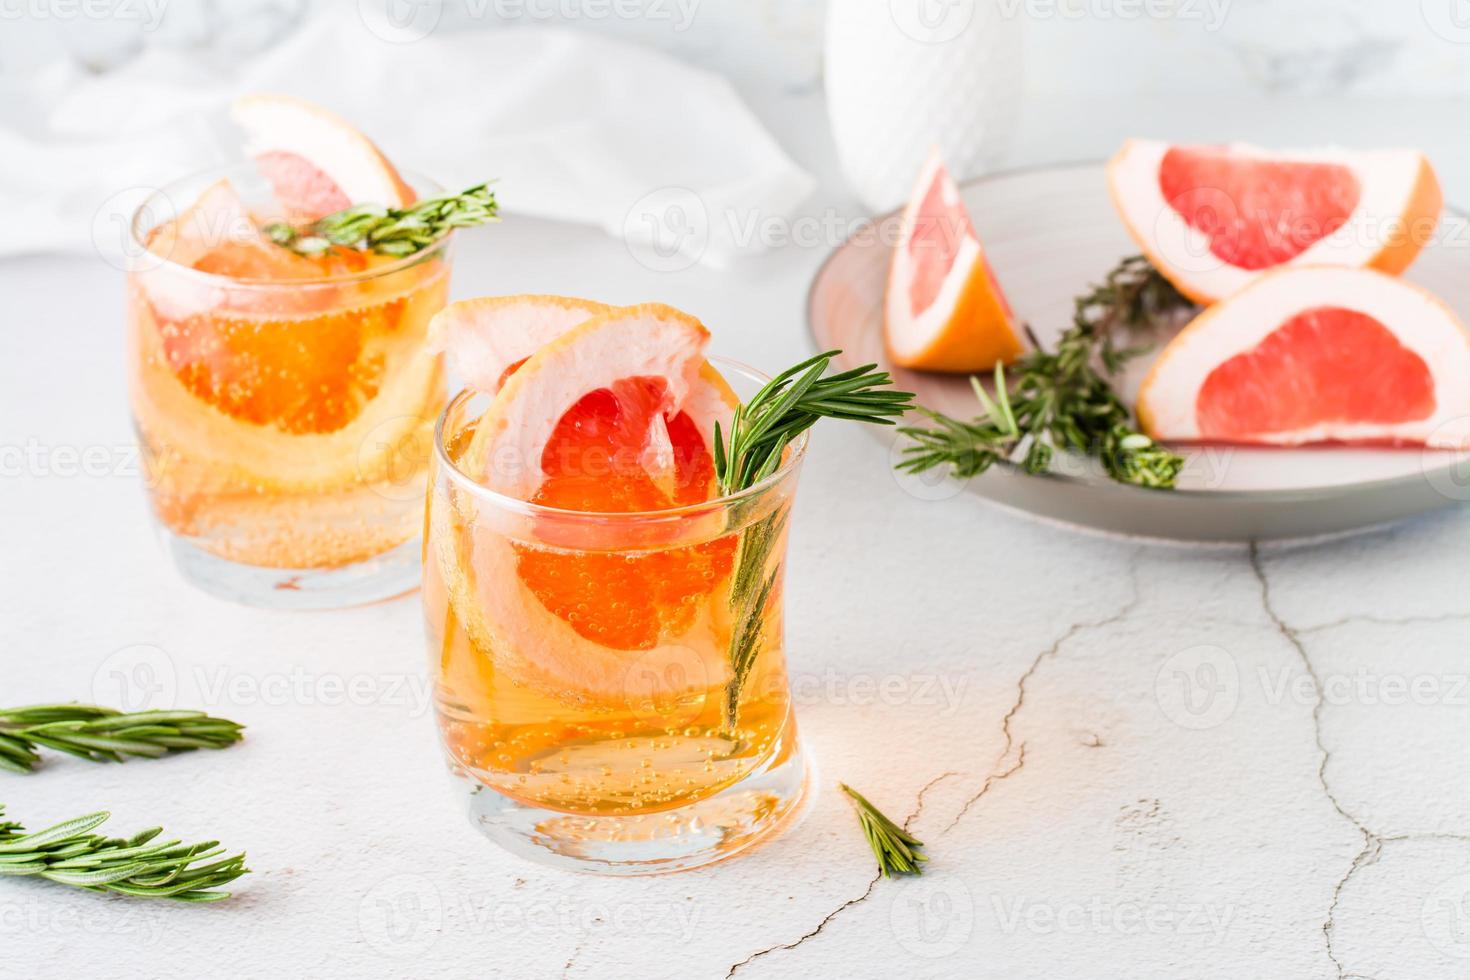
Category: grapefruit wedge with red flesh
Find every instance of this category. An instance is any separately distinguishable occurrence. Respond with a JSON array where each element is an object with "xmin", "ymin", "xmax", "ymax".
[
  {"xmin": 1136, "ymin": 266, "xmax": 1470, "ymax": 448},
  {"xmin": 1109, "ymin": 140, "xmax": 1442, "ymax": 305},
  {"xmin": 231, "ymin": 93, "xmax": 415, "ymax": 224},
  {"xmin": 429, "ymin": 293, "xmax": 738, "ymax": 464},
  {"xmin": 885, "ymin": 147, "xmax": 1024, "ymax": 372},
  {"xmin": 433, "ymin": 304, "xmax": 741, "ymax": 704}
]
